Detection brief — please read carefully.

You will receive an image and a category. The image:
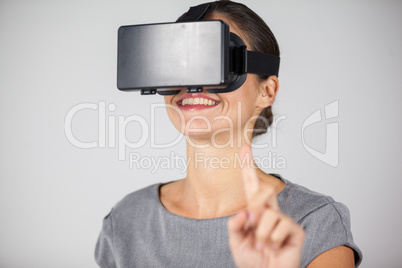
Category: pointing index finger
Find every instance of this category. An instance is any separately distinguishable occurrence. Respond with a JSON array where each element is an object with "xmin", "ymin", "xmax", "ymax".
[{"xmin": 240, "ymin": 145, "xmax": 259, "ymax": 202}]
